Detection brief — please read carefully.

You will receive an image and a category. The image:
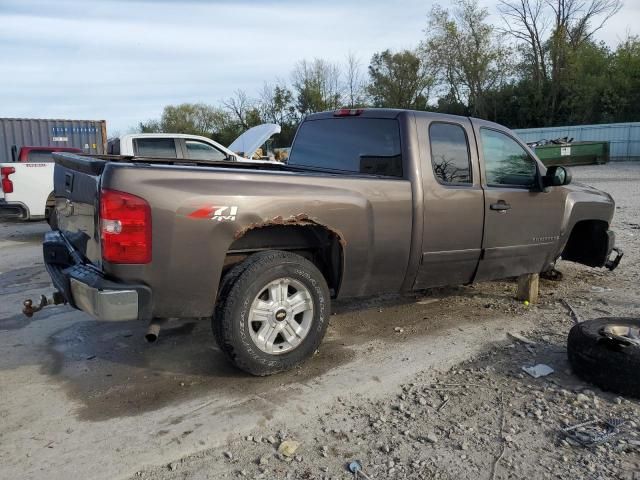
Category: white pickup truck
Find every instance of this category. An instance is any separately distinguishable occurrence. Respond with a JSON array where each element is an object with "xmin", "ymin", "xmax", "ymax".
[{"xmin": 0, "ymin": 125, "xmax": 281, "ymax": 226}]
